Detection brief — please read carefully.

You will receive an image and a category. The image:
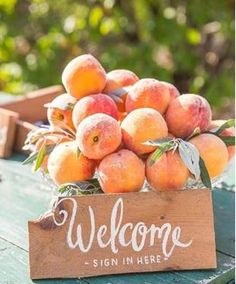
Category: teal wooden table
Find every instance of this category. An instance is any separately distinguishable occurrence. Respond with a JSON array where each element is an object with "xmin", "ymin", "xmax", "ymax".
[{"xmin": 0, "ymin": 154, "xmax": 235, "ymax": 284}]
